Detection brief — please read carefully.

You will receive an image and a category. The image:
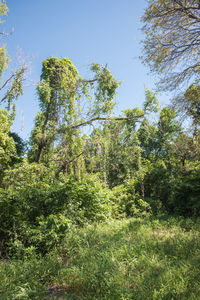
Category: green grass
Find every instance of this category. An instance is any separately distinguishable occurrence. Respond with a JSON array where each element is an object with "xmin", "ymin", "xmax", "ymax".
[{"xmin": 0, "ymin": 216, "xmax": 200, "ymax": 299}]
